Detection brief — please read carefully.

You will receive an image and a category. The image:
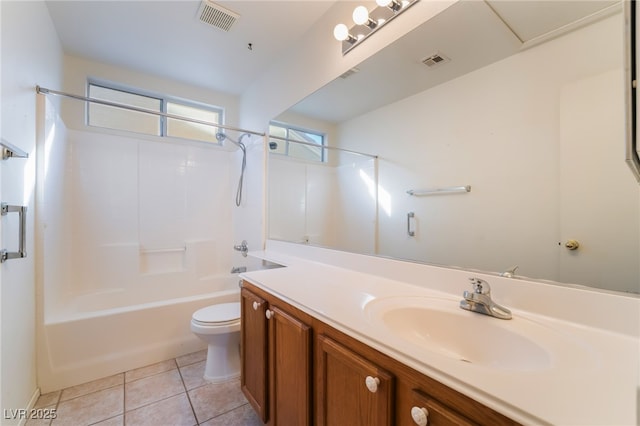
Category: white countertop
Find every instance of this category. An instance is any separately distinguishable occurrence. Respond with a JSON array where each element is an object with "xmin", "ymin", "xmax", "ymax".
[{"xmin": 240, "ymin": 242, "xmax": 640, "ymax": 426}]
